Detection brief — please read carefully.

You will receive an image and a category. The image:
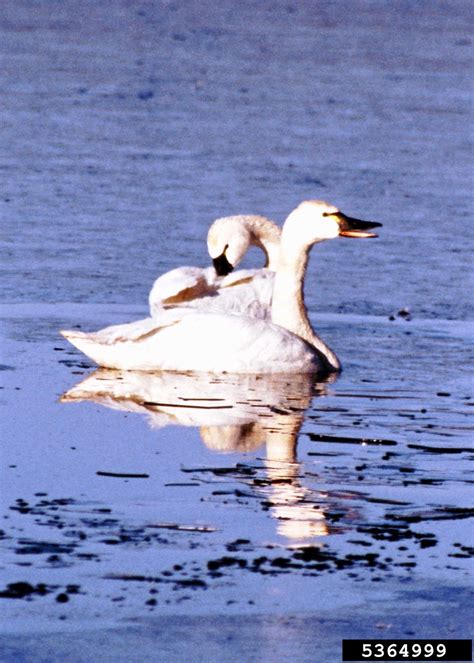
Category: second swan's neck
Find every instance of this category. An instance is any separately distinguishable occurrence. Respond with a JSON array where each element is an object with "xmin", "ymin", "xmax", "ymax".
[
  {"xmin": 245, "ymin": 216, "xmax": 281, "ymax": 271},
  {"xmin": 271, "ymin": 244, "xmax": 341, "ymax": 372}
]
